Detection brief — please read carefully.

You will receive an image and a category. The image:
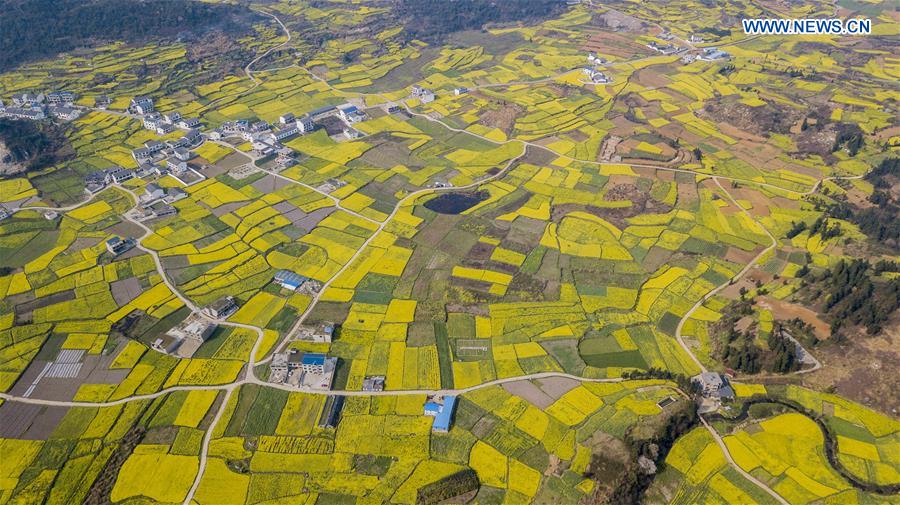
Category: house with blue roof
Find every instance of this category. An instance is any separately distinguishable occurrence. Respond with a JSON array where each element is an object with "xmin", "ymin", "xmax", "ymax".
[
  {"xmin": 424, "ymin": 396, "xmax": 457, "ymax": 433},
  {"xmin": 300, "ymin": 353, "xmax": 327, "ymax": 375}
]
